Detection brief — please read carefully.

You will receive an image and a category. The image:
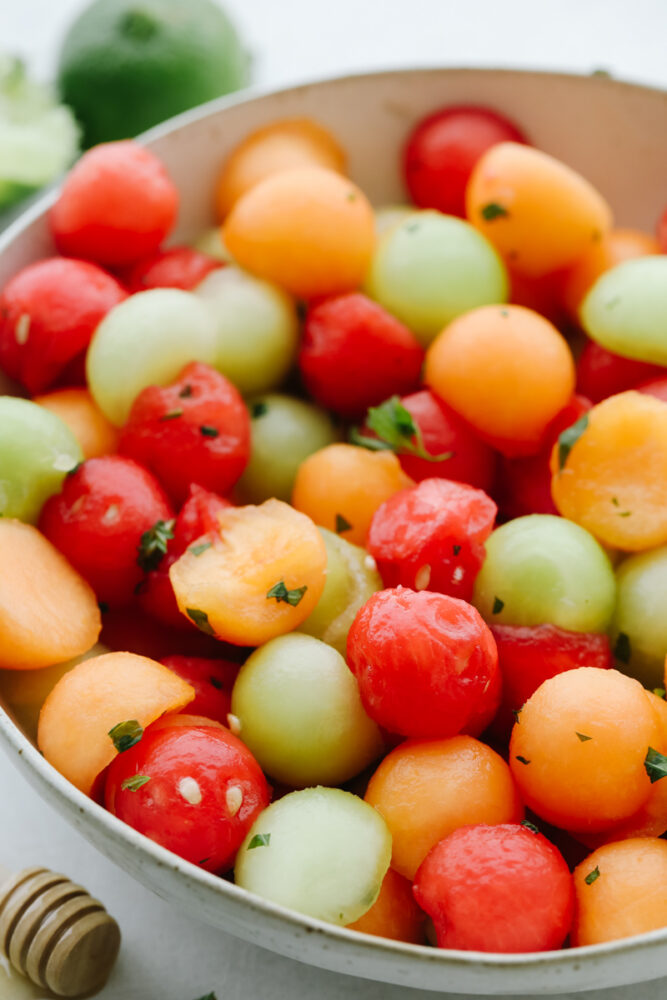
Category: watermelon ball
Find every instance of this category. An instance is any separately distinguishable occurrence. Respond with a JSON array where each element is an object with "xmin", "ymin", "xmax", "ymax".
[
  {"xmin": 299, "ymin": 292, "xmax": 424, "ymax": 419},
  {"xmin": 346, "ymin": 588, "xmax": 499, "ymax": 739},
  {"xmin": 413, "ymin": 823, "xmax": 574, "ymax": 952},
  {"xmin": 367, "ymin": 478, "xmax": 497, "ymax": 602}
]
